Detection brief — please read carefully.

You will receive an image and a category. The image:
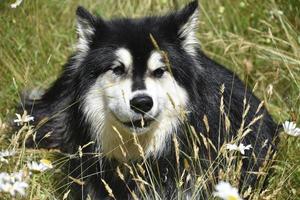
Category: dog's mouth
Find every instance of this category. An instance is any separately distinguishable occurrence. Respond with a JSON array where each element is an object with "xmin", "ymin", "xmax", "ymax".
[
  {"xmin": 109, "ymin": 111, "xmax": 159, "ymax": 133},
  {"xmin": 123, "ymin": 118, "xmax": 154, "ymax": 129}
]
